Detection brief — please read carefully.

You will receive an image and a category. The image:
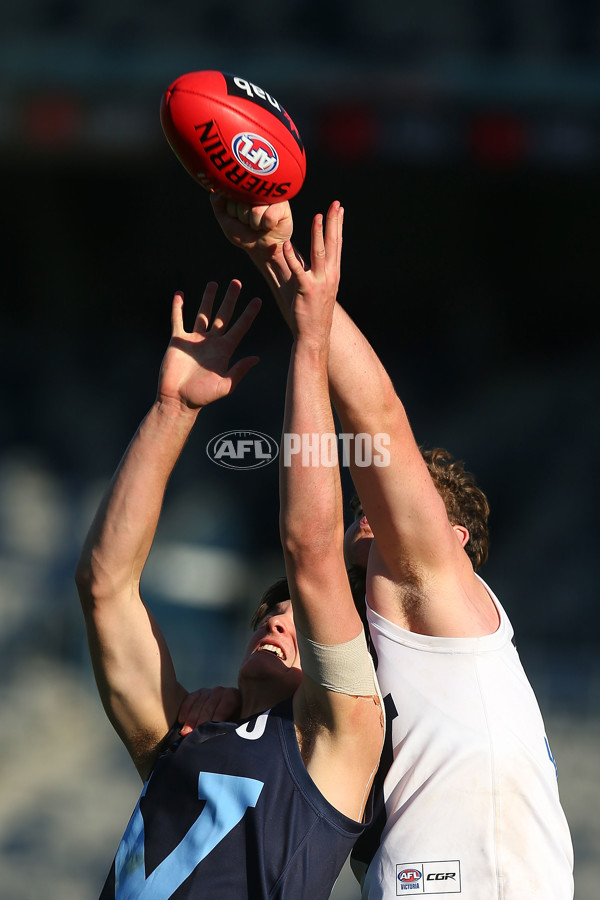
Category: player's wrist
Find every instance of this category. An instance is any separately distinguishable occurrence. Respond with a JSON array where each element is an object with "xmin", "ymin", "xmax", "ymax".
[
  {"xmin": 246, "ymin": 240, "xmax": 283, "ymax": 268},
  {"xmin": 292, "ymin": 336, "xmax": 330, "ymax": 368},
  {"xmin": 250, "ymin": 249, "xmax": 288, "ymax": 292},
  {"xmin": 153, "ymin": 395, "xmax": 202, "ymax": 424}
]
